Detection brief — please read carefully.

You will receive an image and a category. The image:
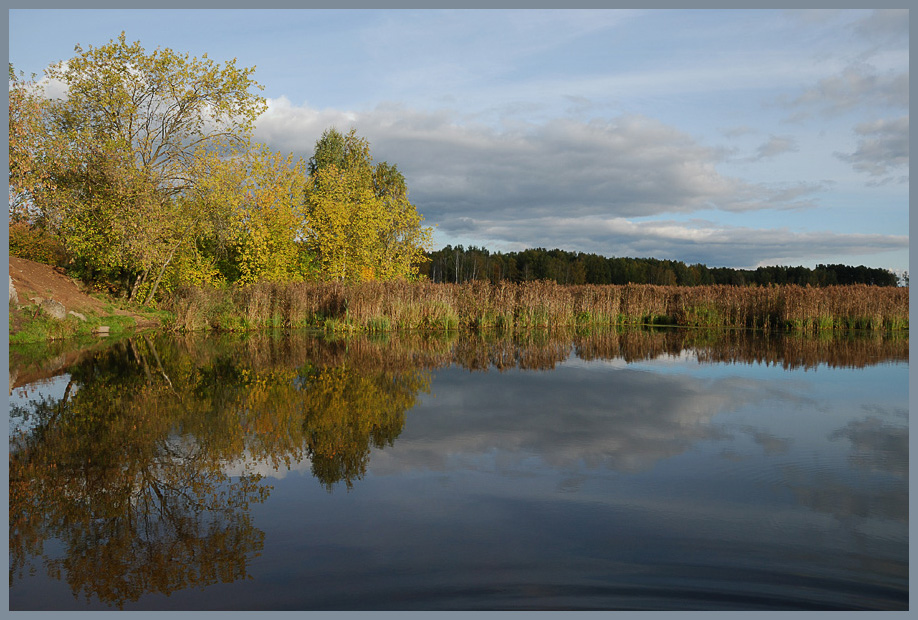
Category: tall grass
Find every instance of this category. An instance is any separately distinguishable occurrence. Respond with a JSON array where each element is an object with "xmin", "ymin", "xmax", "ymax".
[{"xmin": 165, "ymin": 281, "xmax": 909, "ymax": 334}]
